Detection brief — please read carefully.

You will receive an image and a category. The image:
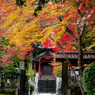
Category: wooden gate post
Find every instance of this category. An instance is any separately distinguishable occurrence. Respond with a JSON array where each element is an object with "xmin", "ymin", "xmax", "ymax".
[{"xmin": 62, "ymin": 61, "xmax": 68, "ymax": 95}]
